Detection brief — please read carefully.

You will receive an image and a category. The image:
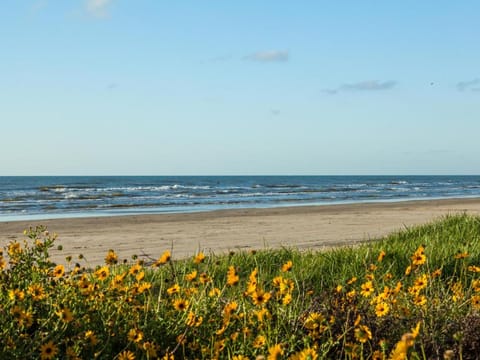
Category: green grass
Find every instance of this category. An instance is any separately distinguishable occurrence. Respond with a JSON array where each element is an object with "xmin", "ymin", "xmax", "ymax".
[{"xmin": 2, "ymin": 213, "xmax": 480, "ymax": 359}]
